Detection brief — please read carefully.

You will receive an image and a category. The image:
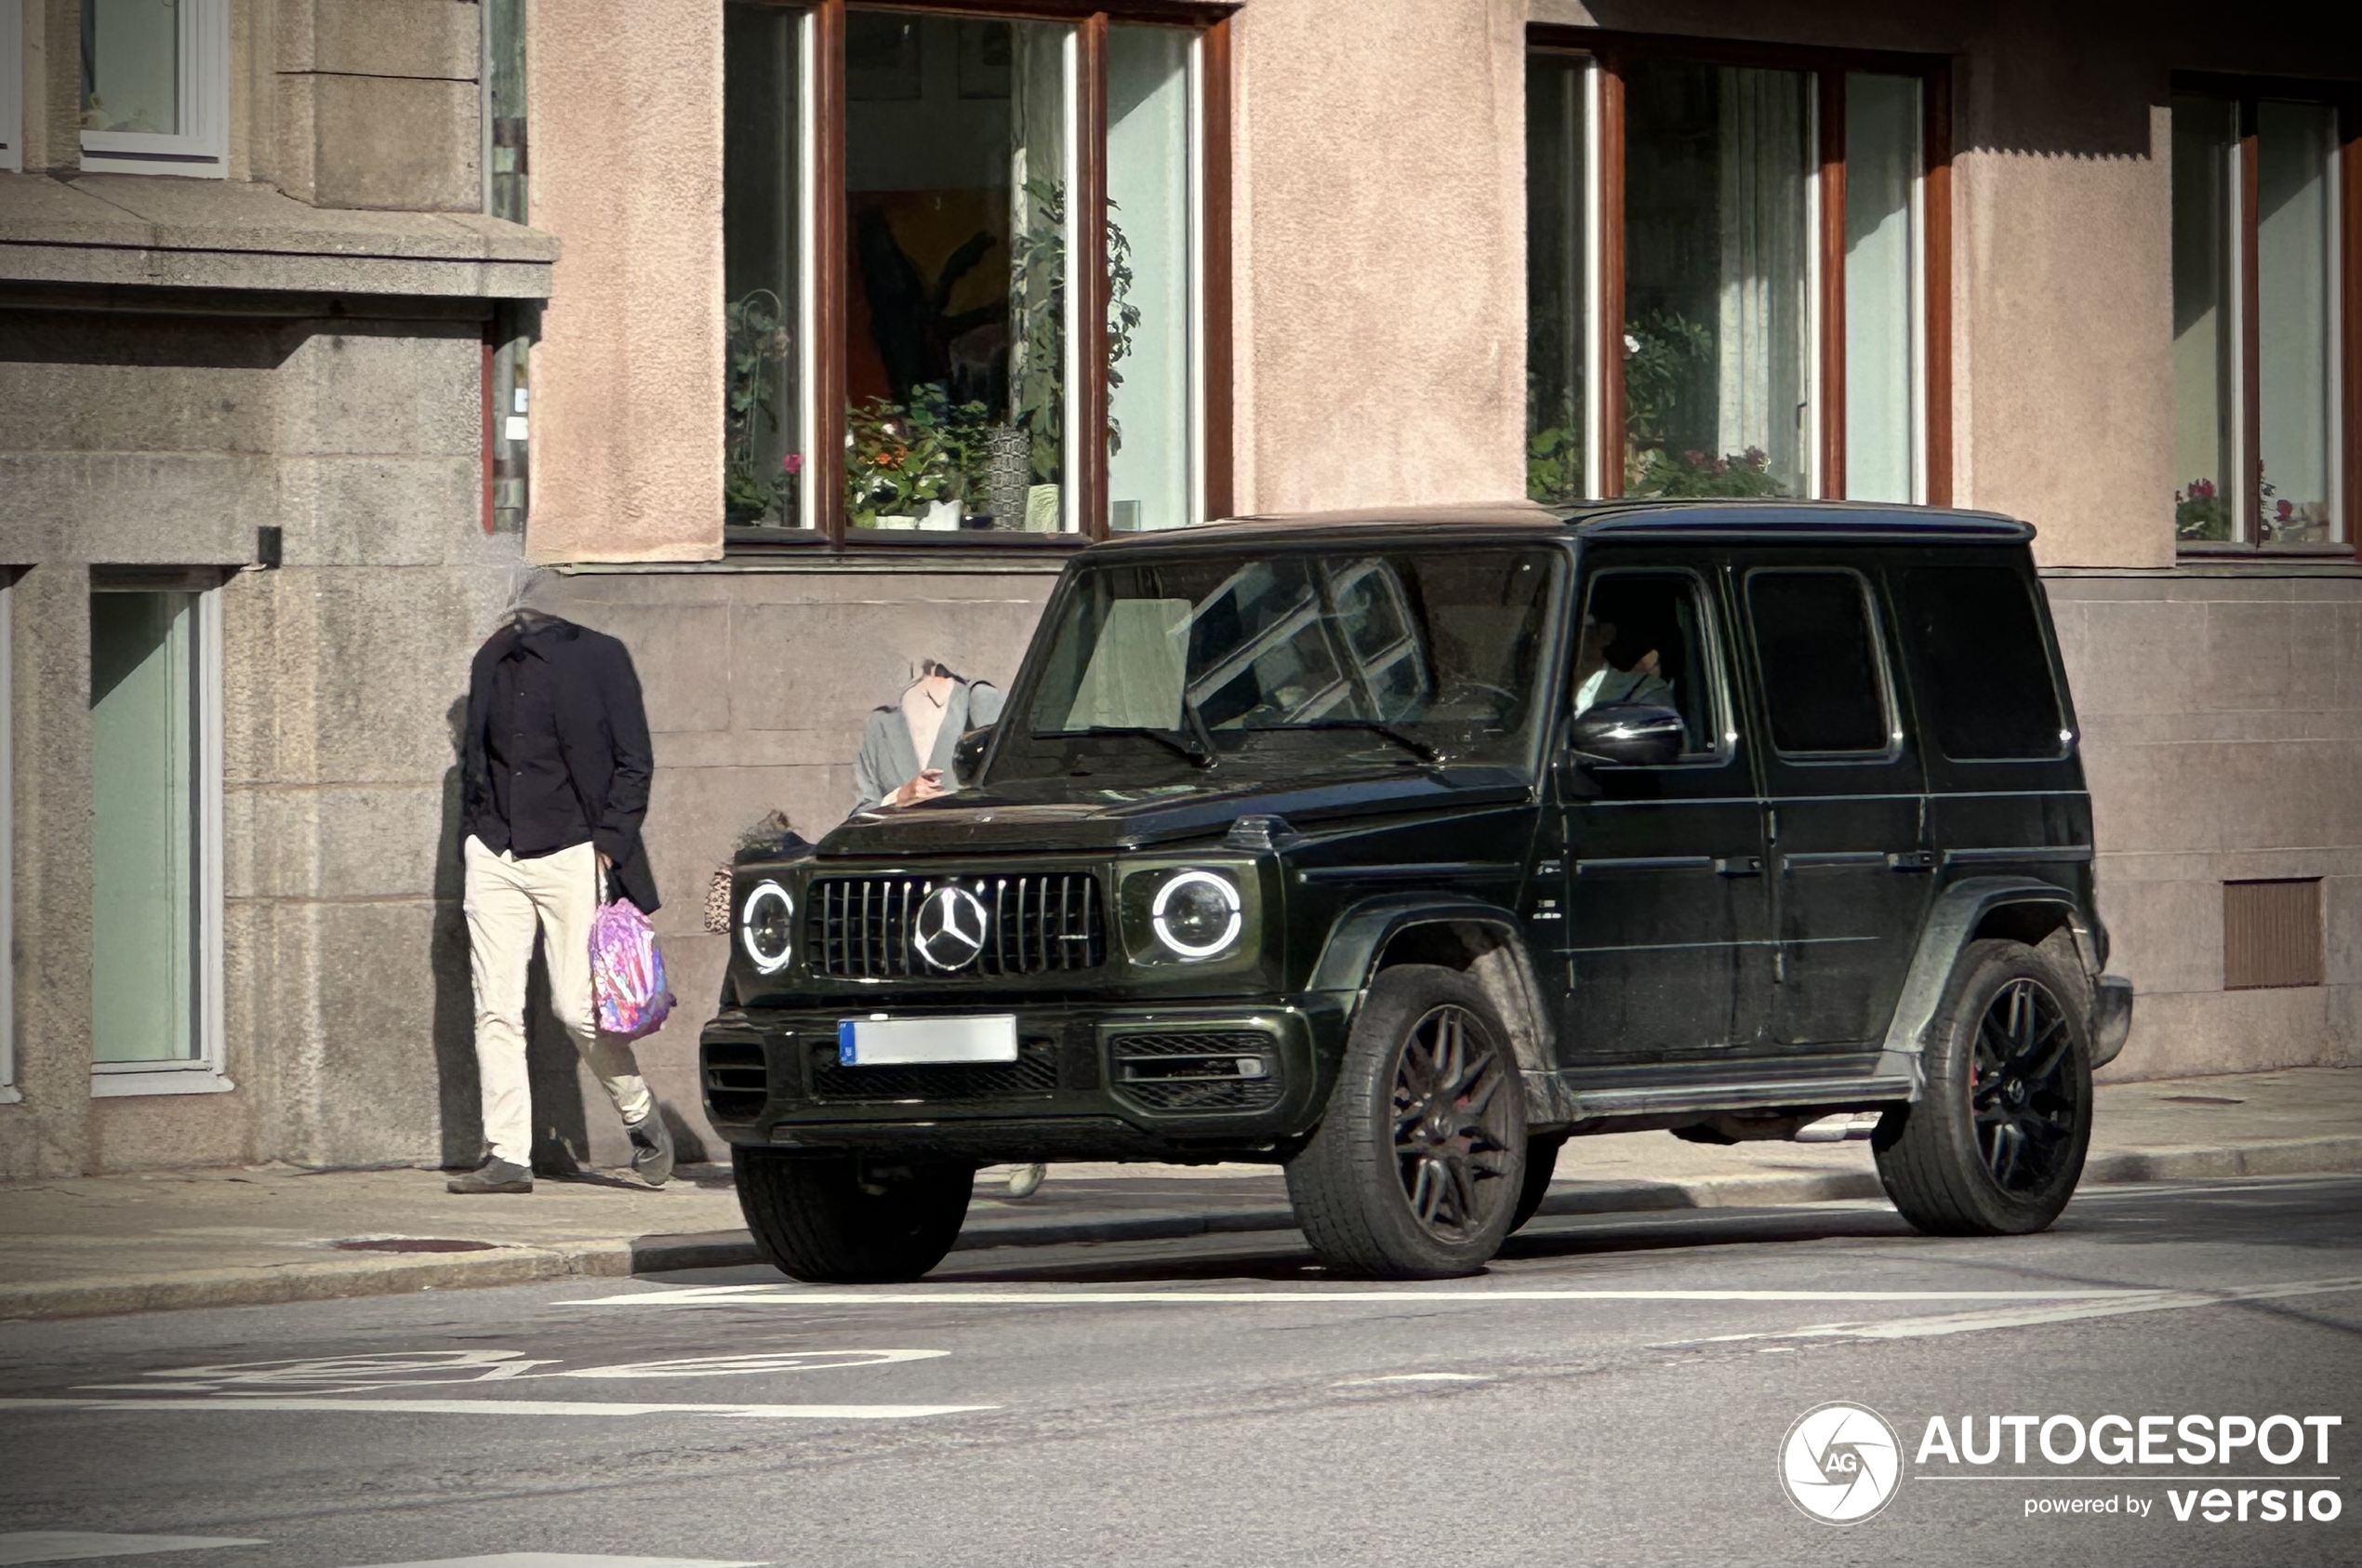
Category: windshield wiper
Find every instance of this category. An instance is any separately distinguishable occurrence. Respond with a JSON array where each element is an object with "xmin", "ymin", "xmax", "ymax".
[
  {"xmin": 1253, "ymin": 720, "xmax": 1446, "ymax": 764},
  {"xmin": 1063, "ymin": 725, "xmax": 1218, "ymax": 769}
]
